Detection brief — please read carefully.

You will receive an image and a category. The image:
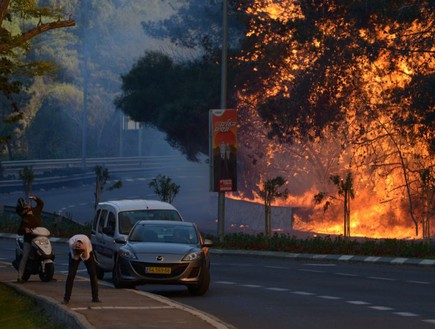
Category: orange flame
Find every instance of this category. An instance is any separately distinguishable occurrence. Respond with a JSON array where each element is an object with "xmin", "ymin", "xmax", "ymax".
[{"xmin": 232, "ymin": 1, "xmax": 434, "ymax": 239}]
